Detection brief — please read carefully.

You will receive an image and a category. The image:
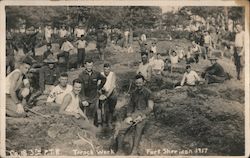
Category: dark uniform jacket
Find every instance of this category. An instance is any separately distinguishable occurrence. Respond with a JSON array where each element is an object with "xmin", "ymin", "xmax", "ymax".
[{"xmin": 39, "ymin": 65, "xmax": 60, "ymax": 92}]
